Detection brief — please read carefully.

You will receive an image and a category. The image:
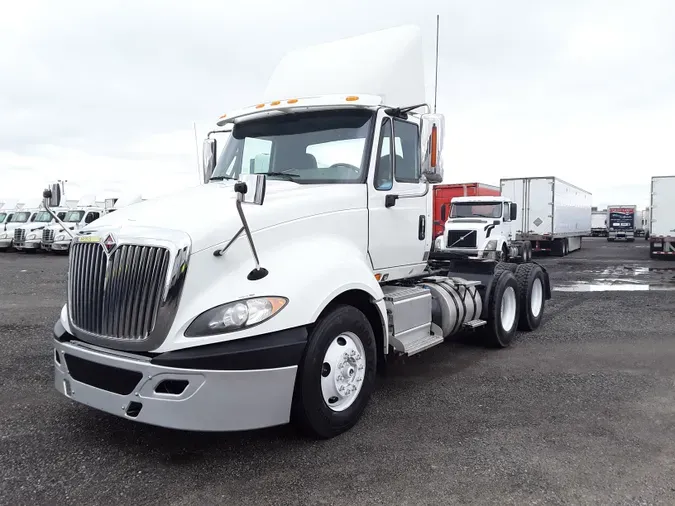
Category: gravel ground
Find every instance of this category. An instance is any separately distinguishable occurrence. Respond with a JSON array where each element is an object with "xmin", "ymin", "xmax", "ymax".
[{"xmin": 1, "ymin": 238, "xmax": 674, "ymax": 506}]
